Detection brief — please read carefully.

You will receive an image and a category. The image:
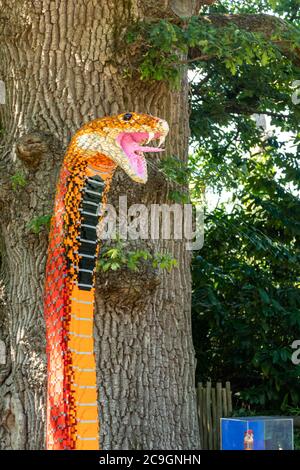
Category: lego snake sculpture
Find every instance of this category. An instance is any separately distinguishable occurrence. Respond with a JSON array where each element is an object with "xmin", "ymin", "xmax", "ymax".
[{"xmin": 44, "ymin": 112, "xmax": 169, "ymax": 450}]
